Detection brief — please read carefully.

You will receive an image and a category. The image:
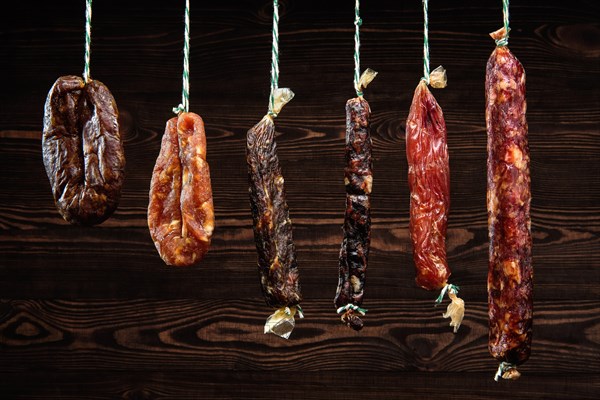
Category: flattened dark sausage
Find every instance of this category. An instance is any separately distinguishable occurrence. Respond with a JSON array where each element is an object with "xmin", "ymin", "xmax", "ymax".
[{"xmin": 42, "ymin": 76, "xmax": 125, "ymax": 225}]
